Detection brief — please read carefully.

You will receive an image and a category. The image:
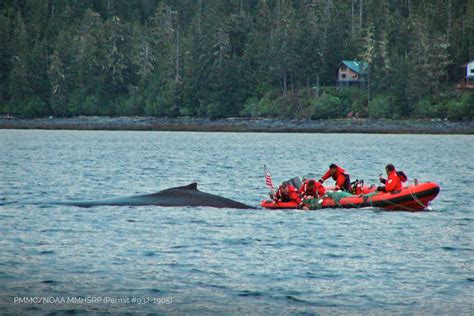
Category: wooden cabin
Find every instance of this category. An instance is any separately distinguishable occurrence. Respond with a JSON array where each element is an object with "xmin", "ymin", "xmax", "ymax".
[{"xmin": 336, "ymin": 60, "xmax": 368, "ymax": 87}]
